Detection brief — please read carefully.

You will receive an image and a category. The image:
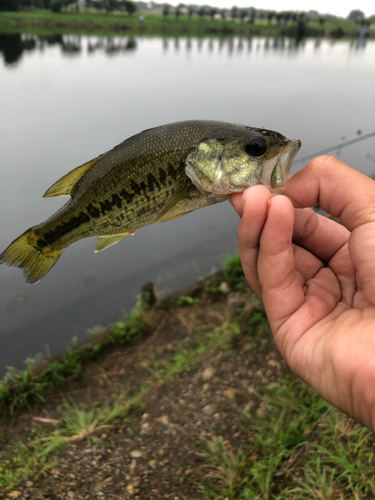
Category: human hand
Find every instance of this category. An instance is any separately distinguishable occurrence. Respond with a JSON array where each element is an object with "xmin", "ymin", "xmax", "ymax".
[{"xmin": 231, "ymin": 156, "xmax": 375, "ymax": 432}]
